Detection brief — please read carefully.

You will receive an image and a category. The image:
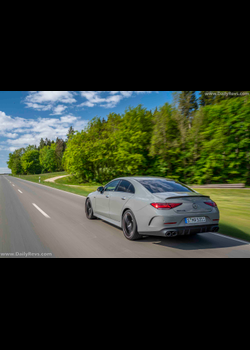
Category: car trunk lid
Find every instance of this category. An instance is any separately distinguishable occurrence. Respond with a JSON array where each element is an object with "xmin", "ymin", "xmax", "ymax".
[{"xmin": 153, "ymin": 192, "xmax": 212, "ymax": 213}]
